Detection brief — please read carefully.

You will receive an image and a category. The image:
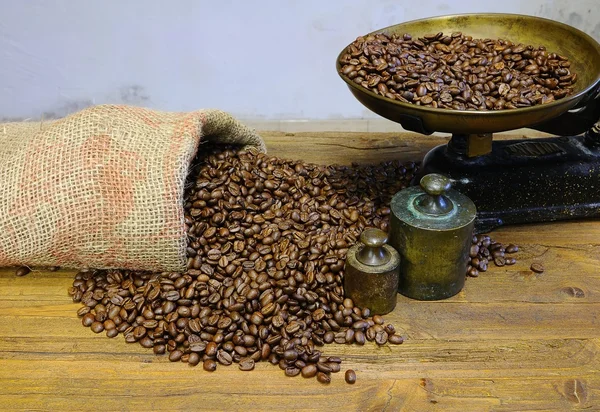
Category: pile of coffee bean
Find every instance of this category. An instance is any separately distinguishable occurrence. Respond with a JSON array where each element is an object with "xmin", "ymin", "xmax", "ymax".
[
  {"xmin": 69, "ymin": 146, "xmax": 518, "ymax": 383},
  {"xmin": 467, "ymin": 234, "xmax": 518, "ymax": 277},
  {"xmin": 339, "ymin": 31, "xmax": 577, "ymax": 110},
  {"xmin": 69, "ymin": 146, "xmax": 414, "ymax": 384}
]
